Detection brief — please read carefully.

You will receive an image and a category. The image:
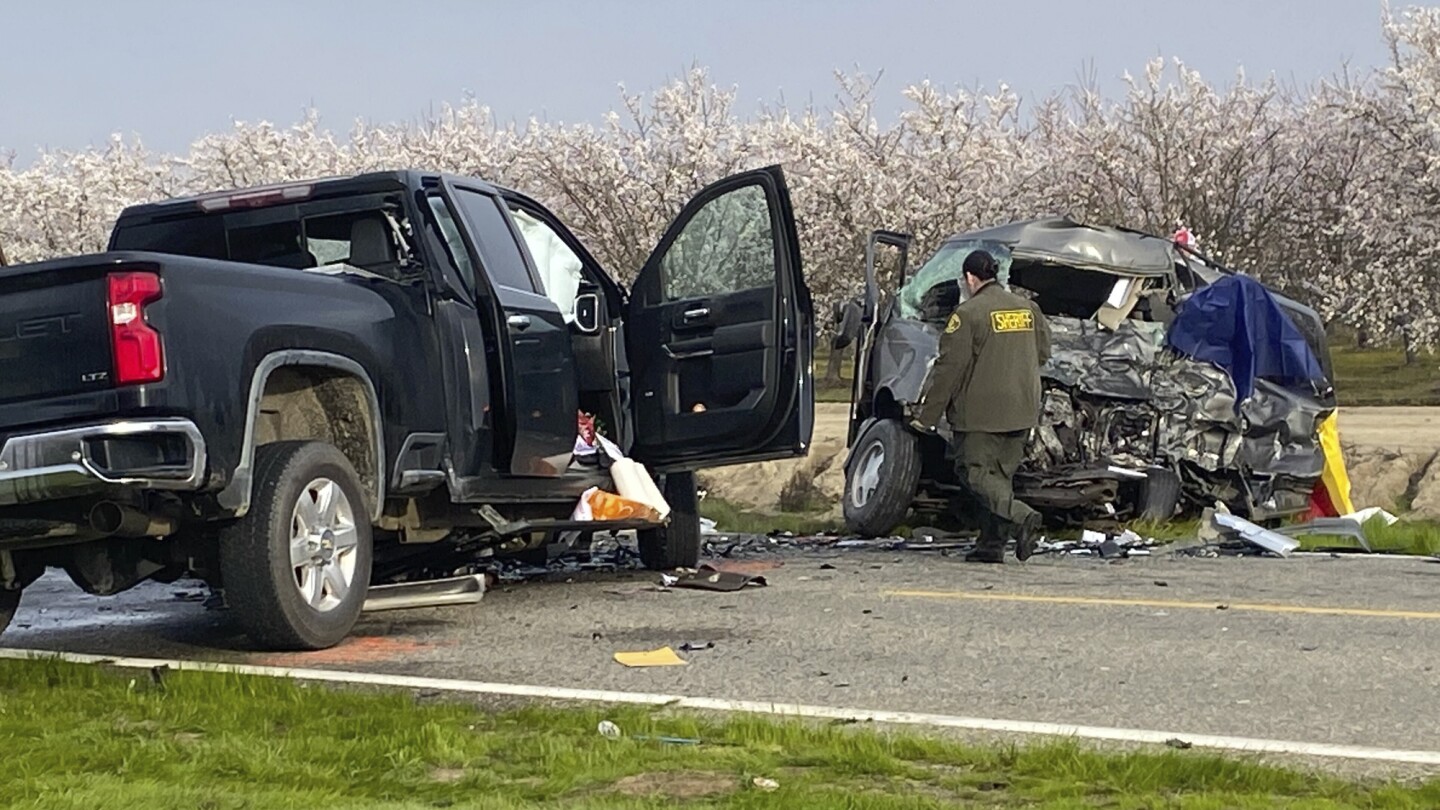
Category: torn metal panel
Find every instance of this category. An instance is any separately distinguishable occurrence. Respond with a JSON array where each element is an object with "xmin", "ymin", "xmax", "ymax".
[
  {"xmin": 1275, "ymin": 517, "xmax": 1371, "ymax": 552},
  {"xmin": 1214, "ymin": 511, "xmax": 1301, "ymax": 556},
  {"xmin": 946, "ymin": 217, "xmax": 1180, "ymax": 276},
  {"xmin": 1237, "ymin": 379, "xmax": 1328, "ymax": 478}
]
